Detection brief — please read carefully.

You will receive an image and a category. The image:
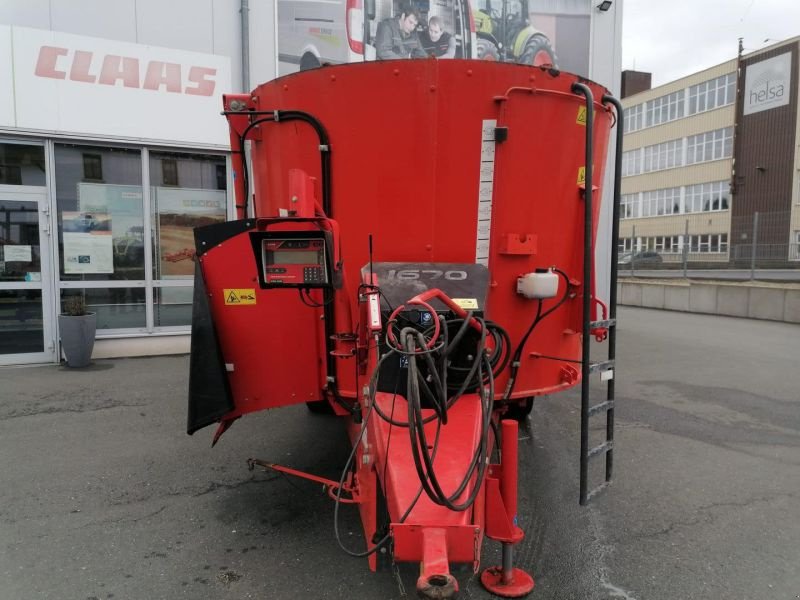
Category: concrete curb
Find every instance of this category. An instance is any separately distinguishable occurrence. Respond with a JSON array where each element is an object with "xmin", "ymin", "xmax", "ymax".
[{"xmin": 618, "ymin": 278, "xmax": 800, "ymax": 324}]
